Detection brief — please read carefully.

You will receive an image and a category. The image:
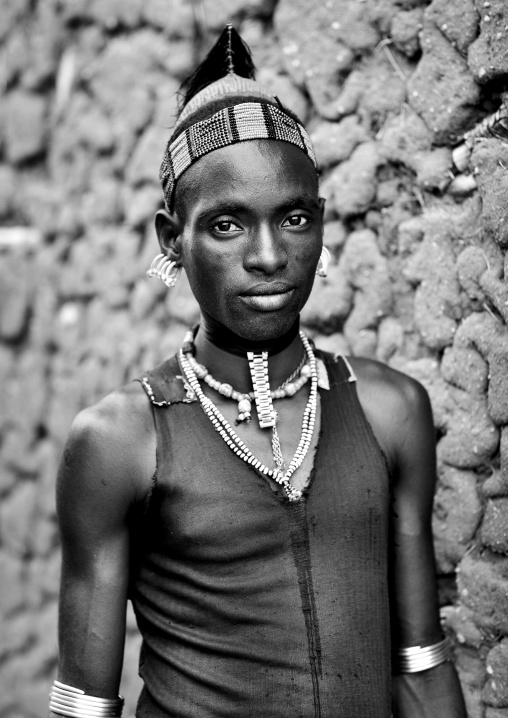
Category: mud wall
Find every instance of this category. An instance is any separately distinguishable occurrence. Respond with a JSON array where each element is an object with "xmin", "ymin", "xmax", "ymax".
[{"xmin": 0, "ymin": 1, "xmax": 507, "ymax": 716}]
